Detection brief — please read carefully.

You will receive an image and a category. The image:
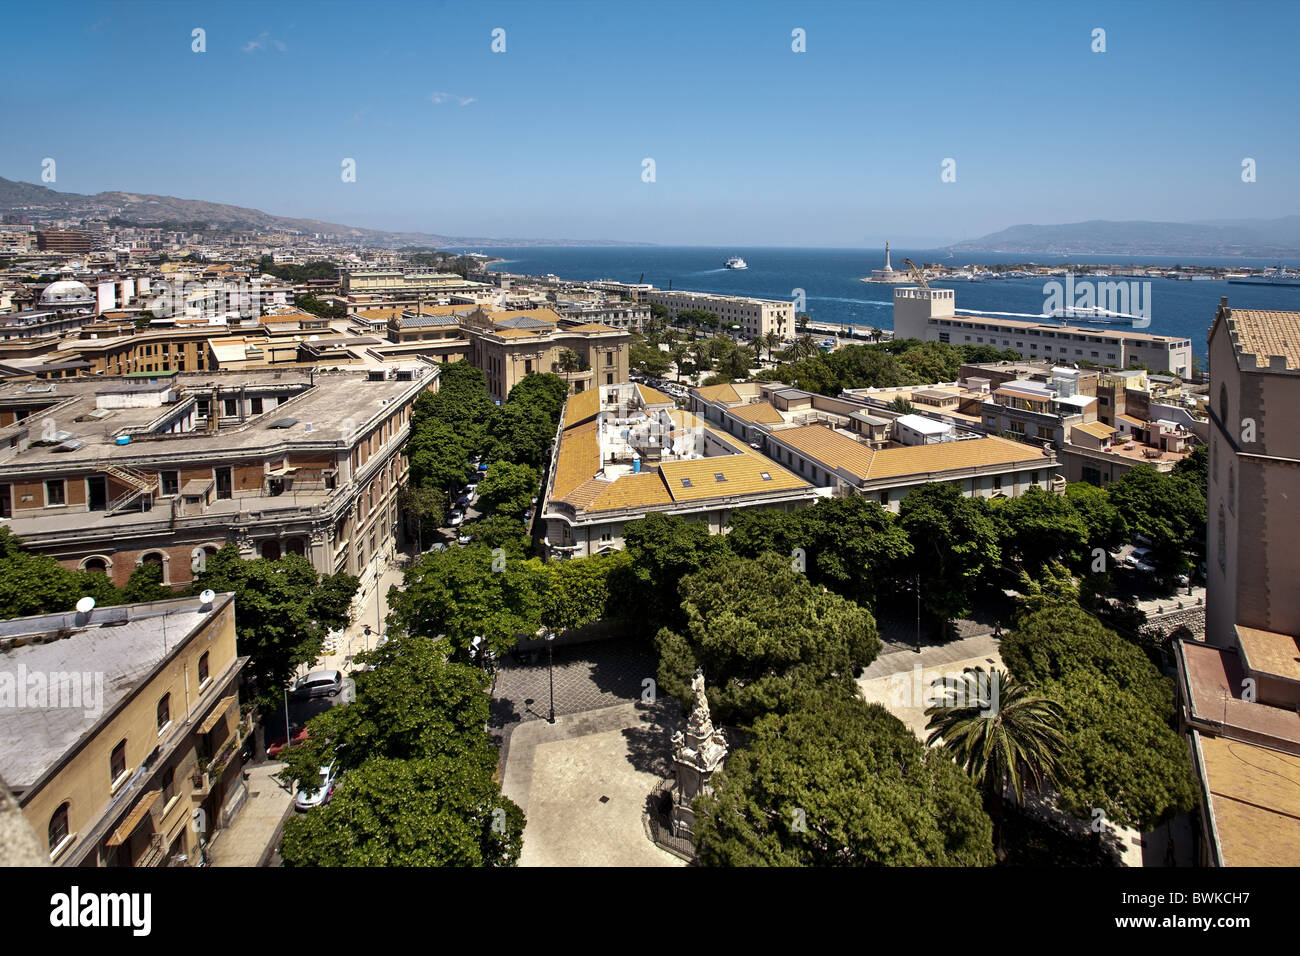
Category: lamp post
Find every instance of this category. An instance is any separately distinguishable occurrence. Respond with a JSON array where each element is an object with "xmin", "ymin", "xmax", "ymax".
[
  {"xmin": 546, "ymin": 630, "xmax": 556, "ymax": 724},
  {"xmin": 914, "ymin": 573, "xmax": 922, "ymax": 654}
]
